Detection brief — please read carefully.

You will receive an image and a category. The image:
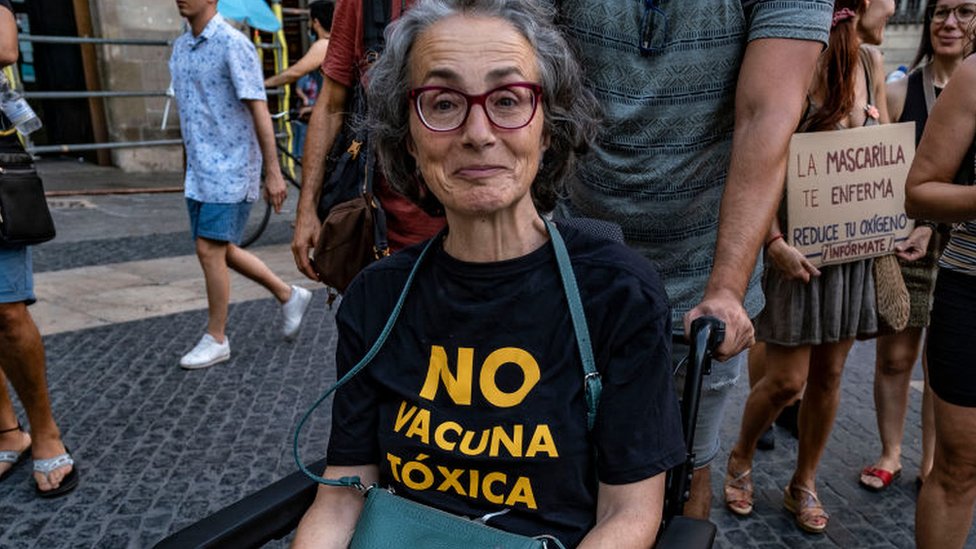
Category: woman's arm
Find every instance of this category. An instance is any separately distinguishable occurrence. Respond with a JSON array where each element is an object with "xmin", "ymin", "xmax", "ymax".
[
  {"xmin": 577, "ymin": 474, "xmax": 665, "ymax": 548},
  {"xmin": 867, "ymin": 47, "xmax": 891, "ymax": 125},
  {"xmin": 885, "ymin": 72, "xmax": 908, "ymax": 124},
  {"xmin": 906, "ymin": 56, "xmax": 976, "ymax": 222},
  {"xmin": 0, "ymin": 6, "xmax": 18, "ymax": 67},
  {"xmin": 291, "ymin": 464, "xmax": 379, "ymax": 549},
  {"xmin": 265, "ymin": 39, "xmax": 329, "ymax": 89}
]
